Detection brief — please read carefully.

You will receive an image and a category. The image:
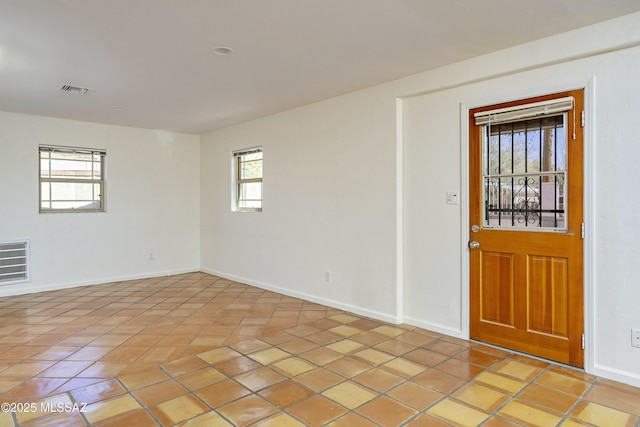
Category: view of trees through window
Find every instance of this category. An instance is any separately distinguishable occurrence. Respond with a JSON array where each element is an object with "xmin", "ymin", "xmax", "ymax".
[{"xmin": 483, "ymin": 114, "xmax": 567, "ymax": 229}]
